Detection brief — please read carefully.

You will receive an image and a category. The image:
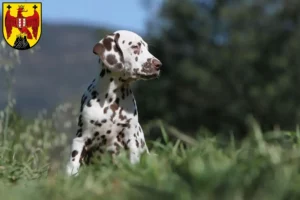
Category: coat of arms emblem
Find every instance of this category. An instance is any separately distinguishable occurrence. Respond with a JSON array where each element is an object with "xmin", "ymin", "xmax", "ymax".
[{"xmin": 2, "ymin": 2, "xmax": 42, "ymax": 50}]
